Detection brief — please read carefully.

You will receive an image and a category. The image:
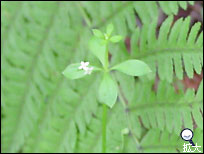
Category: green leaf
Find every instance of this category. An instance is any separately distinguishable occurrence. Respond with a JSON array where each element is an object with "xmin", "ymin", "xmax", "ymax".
[
  {"xmin": 112, "ymin": 59, "xmax": 152, "ymax": 76},
  {"xmin": 92, "ymin": 29, "xmax": 104, "ymax": 39},
  {"xmin": 110, "ymin": 35, "xmax": 122, "ymax": 43},
  {"xmin": 89, "ymin": 37, "xmax": 106, "ymax": 66},
  {"xmin": 106, "ymin": 23, "xmax": 114, "ymax": 36},
  {"xmin": 63, "ymin": 63, "xmax": 86, "ymax": 80},
  {"xmin": 98, "ymin": 73, "xmax": 118, "ymax": 108}
]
